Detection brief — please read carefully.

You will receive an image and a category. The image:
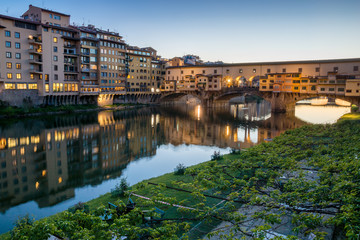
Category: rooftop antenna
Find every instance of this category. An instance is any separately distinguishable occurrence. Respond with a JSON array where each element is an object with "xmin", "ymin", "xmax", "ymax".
[
  {"xmin": 5, "ymin": 7, "xmax": 9, "ymax": 14},
  {"xmin": 82, "ymin": 18, "xmax": 85, "ymax": 26}
]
